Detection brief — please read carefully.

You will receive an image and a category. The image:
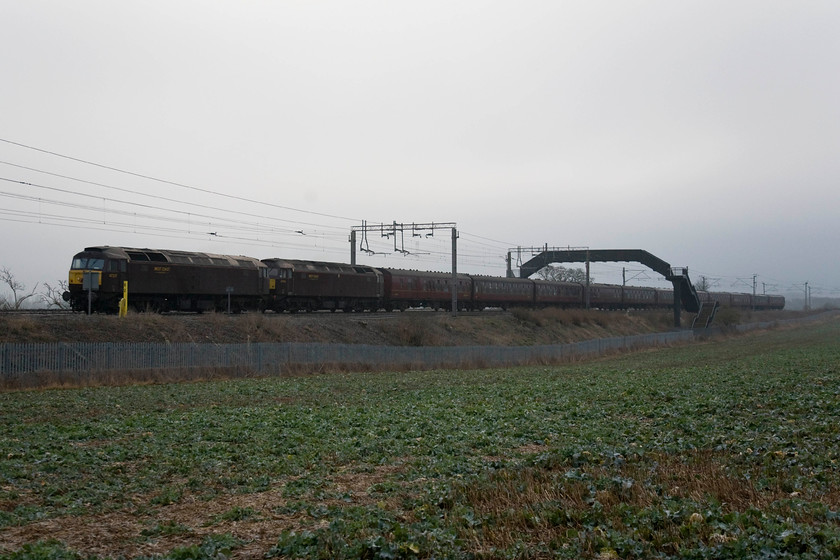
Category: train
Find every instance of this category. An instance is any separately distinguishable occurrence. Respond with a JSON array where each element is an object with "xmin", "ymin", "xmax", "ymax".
[{"xmin": 63, "ymin": 246, "xmax": 786, "ymax": 314}]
